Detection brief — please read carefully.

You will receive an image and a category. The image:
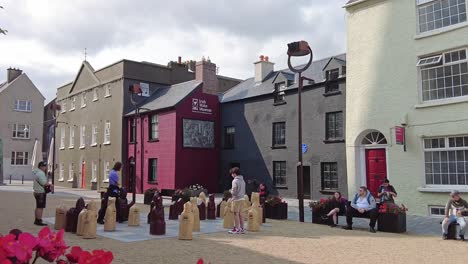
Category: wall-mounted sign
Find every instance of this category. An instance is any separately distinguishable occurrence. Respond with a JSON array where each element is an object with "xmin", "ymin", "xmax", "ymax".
[
  {"xmin": 302, "ymin": 143, "xmax": 308, "ymax": 154},
  {"xmin": 395, "ymin": 126, "xmax": 405, "ymax": 145},
  {"xmin": 140, "ymin": 82, "xmax": 150, "ymax": 97},
  {"xmin": 192, "ymin": 98, "xmax": 212, "ymax": 115},
  {"xmin": 183, "ymin": 119, "xmax": 214, "ymax": 148}
]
